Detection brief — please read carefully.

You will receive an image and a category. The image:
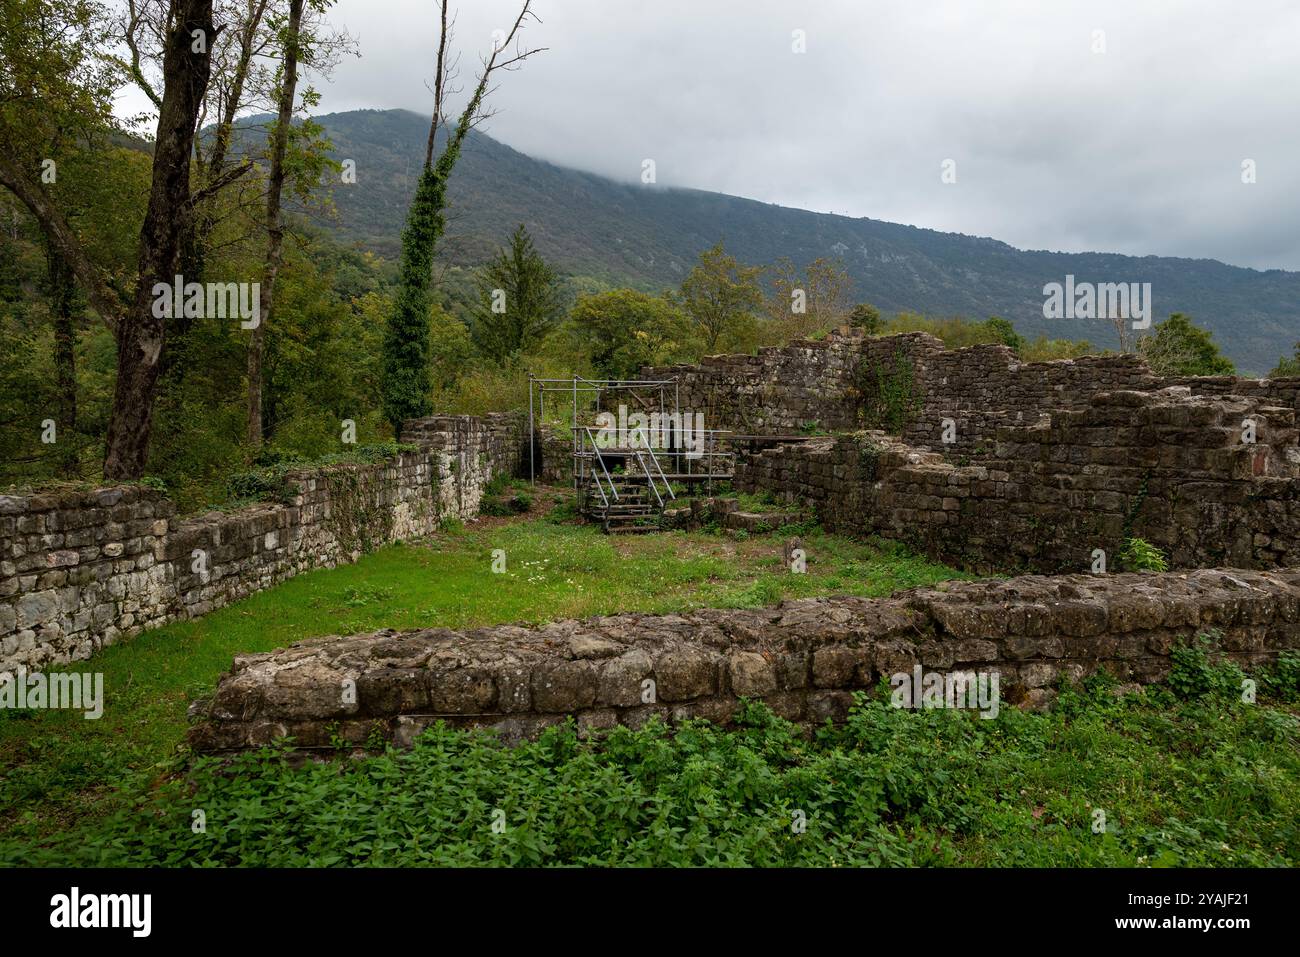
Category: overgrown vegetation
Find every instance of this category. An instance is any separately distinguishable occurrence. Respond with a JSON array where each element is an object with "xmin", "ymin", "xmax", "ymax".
[
  {"xmin": 0, "ymin": 515, "xmax": 969, "ymax": 848},
  {"xmin": 479, "ymin": 475, "xmax": 533, "ymax": 516},
  {"xmin": 214, "ymin": 441, "xmax": 413, "ymax": 509},
  {"xmin": 856, "ymin": 350, "xmax": 921, "ymax": 433},
  {"xmin": 5, "ymin": 649, "xmax": 1297, "ymax": 866},
  {"xmin": 878, "ymin": 312, "xmax": 1096, "ymax": 361}
]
